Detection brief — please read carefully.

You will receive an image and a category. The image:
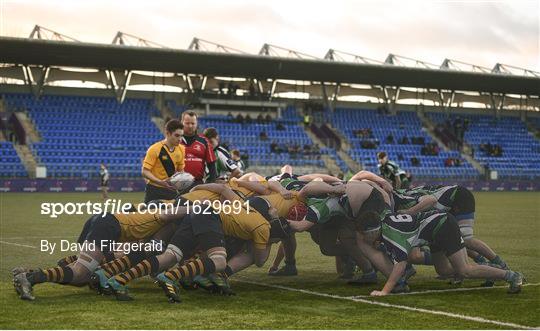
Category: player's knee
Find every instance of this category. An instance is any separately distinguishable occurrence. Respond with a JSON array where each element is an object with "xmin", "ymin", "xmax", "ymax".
[
  {"xmin": 208, "ymin": 248, "xmax": 227, "ymax": 272},
  {"xmin": 165, "ymin": 244, "xmax": 184, "ymax": 263},
  {"xmin": 145, "ymin": 239, "xmax": 166, "ymax": 258},
  {"xmin": 76, "ymin": 251, "xmax": 100, "ymax": 273},
  {"xmin": 459, "ymin": 226, "xmax": 474, "ymax": 240}
]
